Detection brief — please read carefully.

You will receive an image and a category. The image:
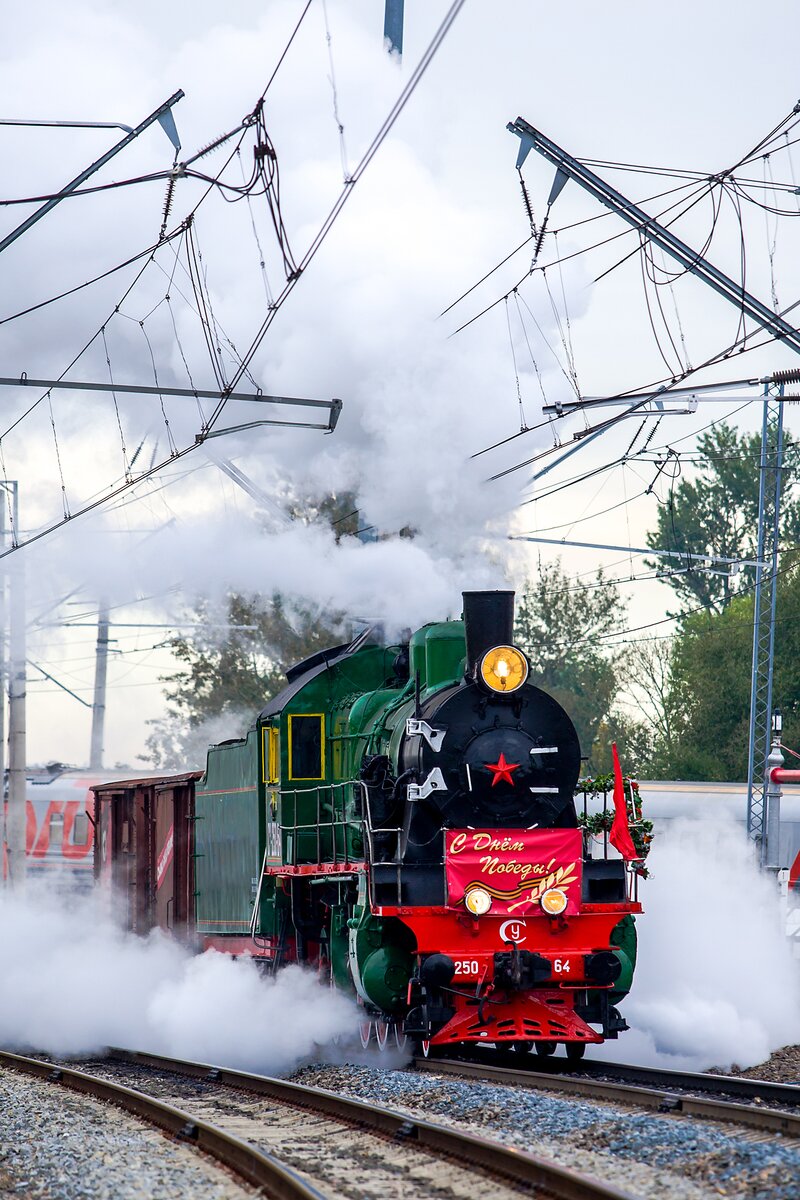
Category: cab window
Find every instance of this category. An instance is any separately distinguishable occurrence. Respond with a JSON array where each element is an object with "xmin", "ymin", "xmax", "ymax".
[{"xmin": 288, "ymin": 714, "xmax": 324, "ymax": 780}]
